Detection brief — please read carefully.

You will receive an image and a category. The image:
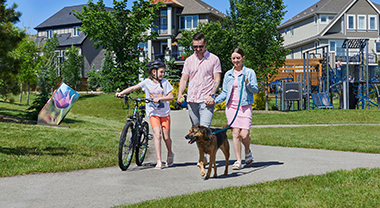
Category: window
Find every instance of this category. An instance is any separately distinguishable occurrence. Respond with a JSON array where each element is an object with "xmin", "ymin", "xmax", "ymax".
[
  {"xmin": 180, "ymin": 15, "xmax": 199, "ymax": 30},
  {"xmin": 369, "ymin": 15, "xmax": 377, "ymax": 30},
  {"xmin": 73, "ymin": 26, "xmax": 80, "ymax": 36},
  {"xmin": 290, "ymin": 26, "xmax": 294, "ymax": 36},
  {"xmin": 46, "ymin": 29, "xmax": 53, "ymax": 38},
  {"xmin": 320, "ymin": 15, "xmax": 327, "ymax": 24},
  {"xmin": 347, "ymin": 15, "xmax": 355, "ymax": 30},
  {"xmin": 376, "ymin": 42, "xmax": 380, "ymax": 53},
  {"xmin": 357, "ymin": 15, "xmax": 366, "ymax": 30},
  {"xmin": 314, "ymin": 16, "xmax": 318, "ymax": 25},
  {"xmin": 284, "ymin": 29, "xmax": 287, "ymax": 35},
  {"xmin": 329, "ymin": 41, "xmax": 336, "ymax": 52},
  {"xmin": 161, "ymin": 10, "xmax": 167, "ymax": 34},
  {"xmin": 290, "ymin": 50, "xmax": 294, "ymax": 59}
]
